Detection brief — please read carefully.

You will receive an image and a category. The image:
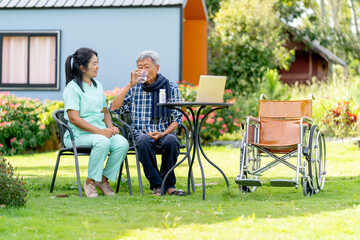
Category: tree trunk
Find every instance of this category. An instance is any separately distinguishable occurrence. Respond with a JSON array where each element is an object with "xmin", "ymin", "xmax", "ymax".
[
  {"xmin": 320, "ymin": 0, "xmax": 326, "ymax": 20},
  {"xmin": 349, "ymin": 0, "xmax": 359, "ymax": 38},
  {"xmin": 329, "ymin": 0, "xmax": 340, "ymax": 28},
  {"xmin": 349, "ymin": 0, "xmax": 360, "ymax": 74}
]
